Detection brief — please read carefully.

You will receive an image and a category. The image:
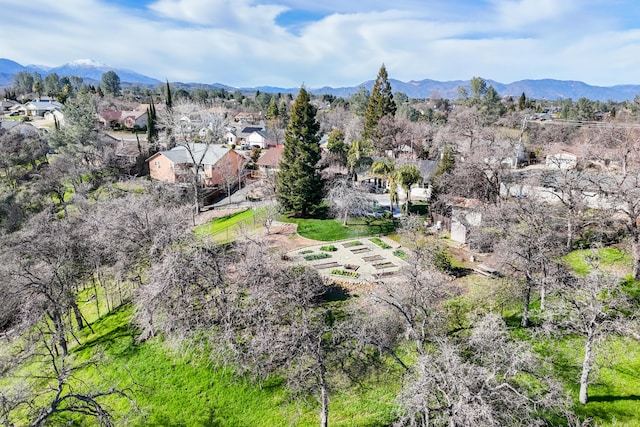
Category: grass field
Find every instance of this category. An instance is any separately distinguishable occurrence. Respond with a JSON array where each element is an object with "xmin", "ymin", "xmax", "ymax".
[
  {"xmin": 562, "ymin": 247, "xmax": 632, "ymax": 275},
  {"xmin": 65, "ymin": 305, "xmax": 398, "ymax": 426},
  {"xmin": 279, "ymin": 216, "xmax": 397, "ymax": 241},
  {"xmin": 194, "ymin": 208, "xmax": 266, "ymax": 243}
]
